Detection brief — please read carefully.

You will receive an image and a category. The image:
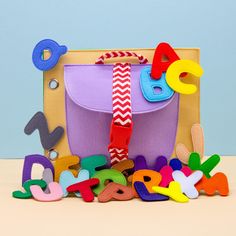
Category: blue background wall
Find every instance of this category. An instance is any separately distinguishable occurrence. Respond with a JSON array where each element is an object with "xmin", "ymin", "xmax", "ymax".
[{"xmin": 0, "ymin": 0, "xmax": 235, "ymax": 158}]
